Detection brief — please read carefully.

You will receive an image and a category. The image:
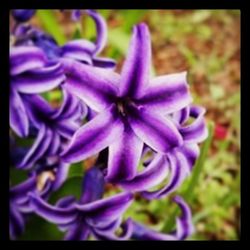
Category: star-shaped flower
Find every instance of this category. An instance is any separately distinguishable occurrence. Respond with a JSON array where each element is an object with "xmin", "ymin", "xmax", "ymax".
[{"xmin": 61, "ymin": 23, "xmax": 192, "ymax": 183}]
